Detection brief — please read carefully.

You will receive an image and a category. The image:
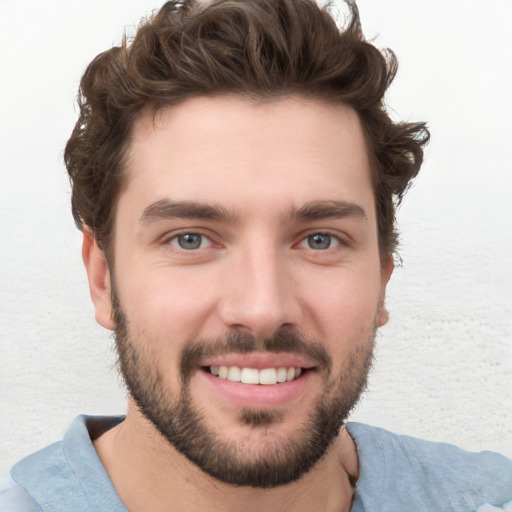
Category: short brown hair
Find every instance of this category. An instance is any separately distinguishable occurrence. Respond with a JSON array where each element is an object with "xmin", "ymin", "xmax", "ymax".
[{"xmin": 64, "ymin": 0, "xmax": 429, "ymax": 262}]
